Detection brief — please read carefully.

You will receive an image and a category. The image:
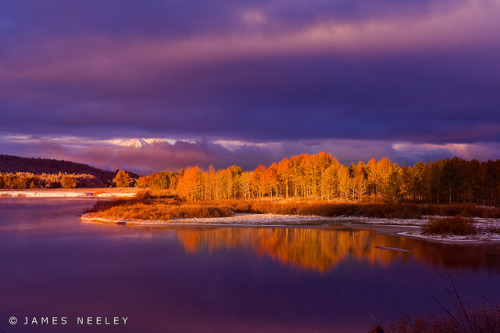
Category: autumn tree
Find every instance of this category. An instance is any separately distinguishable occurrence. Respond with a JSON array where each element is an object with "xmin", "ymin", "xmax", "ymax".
[
  {"xmin": 11, "ymin": 175, "xmax": 26, "ymax": 189},
  {"xmin": 204, "ymin": 165, "xmax": 216, "ymax": 200},
  {"xmin": 384, "ymin": 164, "xmax": 403, "ymax": 202},
  {"xmin": 215, "ymin": 168, "xmax": 231, "ymax": 200},
  {"xmin": 309, "ymin": 152, "xmax": 333, "ymax": 198},
  {"xmin": 251, "ymin": 165, "xmax": 267, "ymax": 198},
  {"xmin": 374, "ymin": 158, "xmax": 392, "ymax": 199},
  {"xmin": 176, "ymin": 166, "xmax": 202, "ymax": 201},
  {"xmin": 351, "ymin": 162, "xmax": 368, "ymax": 201},
  {"xmin": 264, "ymin": 163, "xmax": 279, "ymax": 200},
  {"xmin": 114, "ymin": 170, "xmax": 133, "ymax": 188},
  {"xmin": 337, "ymin": 165, "xmax": 352, "ymax": 200},
  {"xmin": 411, "ymin": 162, "xmax": 426, "ymax": 201},
  {"xmin": 424, "ymin": 161, "xmax": 443, "ymax": 203},
  {"xmin": 321, "ymin": 163, "xmax": 340, "ymax": 200},
  {"xmin": 61, "ymin": 175, "xmax": 76, "ymax": 189},
  {"xmin": 130, "ymin": 153, "xmax": 498, "ymax": 204},
  {"xmin": 277, "ymin": 158, "xmax": 291, "ymax": 199},
  {"xmin": 239, "ymin": 171, "xmax": 253, "ymax": 199},
  {"xmin": 136, "ymin": 176, "xmax": 148, "ymax": 188}
]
